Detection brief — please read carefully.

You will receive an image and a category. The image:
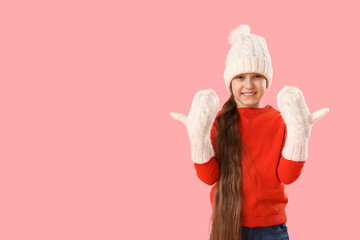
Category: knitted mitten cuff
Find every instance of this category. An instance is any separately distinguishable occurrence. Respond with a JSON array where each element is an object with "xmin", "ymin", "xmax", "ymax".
[
  {"xmin": 282, "ymin": 130, "xmax": 309, "ymax": 162},
  {"xmin": 190, "ymin": 136, "xmax": 216, "ymax": 164}
]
